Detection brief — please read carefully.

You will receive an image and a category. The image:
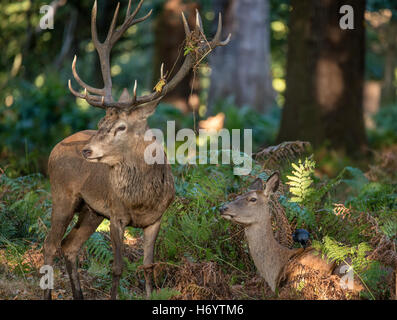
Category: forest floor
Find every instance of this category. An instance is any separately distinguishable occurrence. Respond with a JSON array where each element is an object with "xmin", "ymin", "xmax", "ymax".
[
  {"xmin": 1, "ymin": 142, "xmax": 396, "ymax": 300},
  {"xmin": 0, "ymin": 233, "xmax": 274, "ymax": 300}
]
